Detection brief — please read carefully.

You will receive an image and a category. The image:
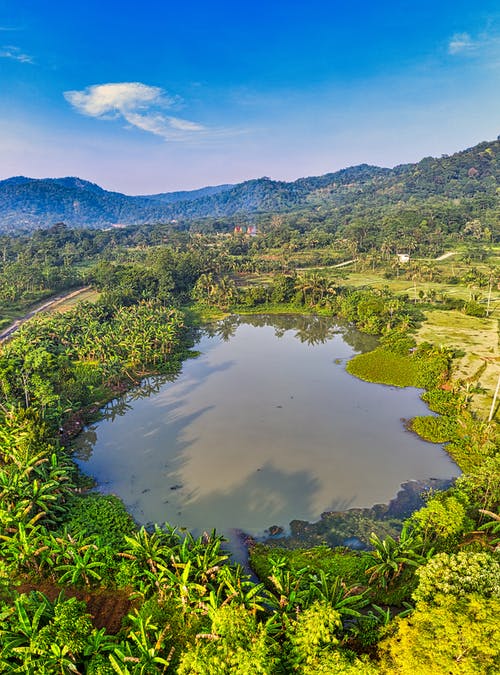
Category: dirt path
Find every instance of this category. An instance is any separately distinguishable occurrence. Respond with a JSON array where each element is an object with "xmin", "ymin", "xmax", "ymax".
[
  {"xmin": 296, "ymin": 258, "xmax": 357, "ymax": 271},
  {"xmin": 0, "ymin": 286, "xmax": 92, "ymax": 343},
  {"xmin": 435, "ymin": 251, "xmax": 457, "ymax": 261}
]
